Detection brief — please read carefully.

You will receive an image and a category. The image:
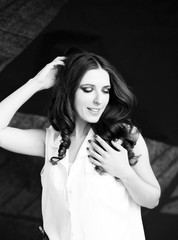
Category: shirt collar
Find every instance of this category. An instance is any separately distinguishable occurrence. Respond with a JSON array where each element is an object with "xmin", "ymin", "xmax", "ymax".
[
  {"xmin": 59, "ymin": 128, "xmax": 95, "ymax": 175},
  {"xmin": 52, "ymin": 128, "xmax": 94, "ymax": 147}
]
